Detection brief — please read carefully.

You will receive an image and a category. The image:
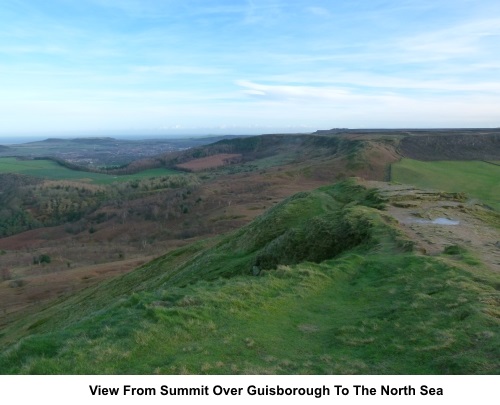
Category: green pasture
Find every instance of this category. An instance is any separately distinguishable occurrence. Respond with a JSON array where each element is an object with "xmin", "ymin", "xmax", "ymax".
[
  {"xmin": 392, "ymin": 159, "xmax": 500, "ymax": 210},
  {"xmin": 0, "ymin": 157, "xmax": 179, "ymax": 184}
]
